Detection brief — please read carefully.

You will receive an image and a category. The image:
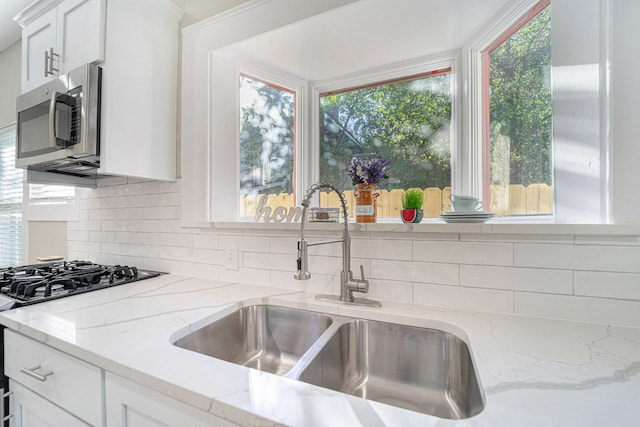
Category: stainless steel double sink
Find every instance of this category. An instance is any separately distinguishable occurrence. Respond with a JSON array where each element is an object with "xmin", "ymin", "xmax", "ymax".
[{"xmin": 172, "ymin": 305, "xmax": 485, "ymax": 419}]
